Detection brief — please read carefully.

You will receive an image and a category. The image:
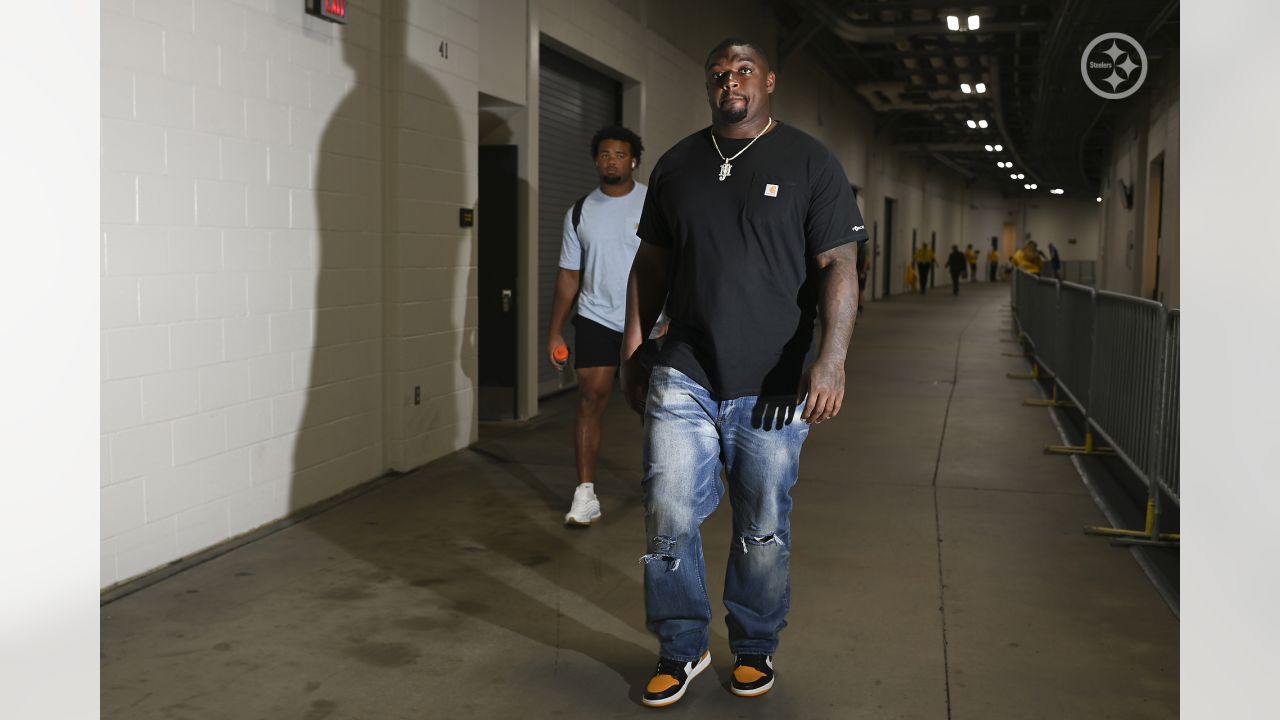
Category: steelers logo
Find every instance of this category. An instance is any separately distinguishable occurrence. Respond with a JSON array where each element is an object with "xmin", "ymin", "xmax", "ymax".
[{"xmin": 1080, "ymin": 32, "xmax": 1148, "ymax": 100}]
